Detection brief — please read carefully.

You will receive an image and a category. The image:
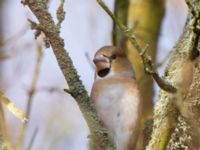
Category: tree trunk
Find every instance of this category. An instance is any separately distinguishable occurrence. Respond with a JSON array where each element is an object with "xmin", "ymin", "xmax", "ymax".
[
  {"xmin": 113, "ymin": 0, "xmax": 129, "ymax": 49},
  {"xmin": 147, "ymin": 0, "xmax": 200, "ymax": 149},
  {"xmin": 127, "ymin": 0, "xmax": 165, "ymax": 120}
]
